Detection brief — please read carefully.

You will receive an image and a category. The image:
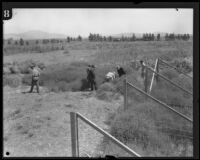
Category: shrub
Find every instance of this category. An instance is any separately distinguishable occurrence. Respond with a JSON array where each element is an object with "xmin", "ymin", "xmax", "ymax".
[
  {"xmin": 172, "ymin": 59, "xmax": 192, "ymax": 74},
  {"xmin": 160, "ymin": 68, "xmax": 179, "ymax": 80},
  {"xmin": 151, "ymin": 84, "xmax": 192, "ymax": 106},
  {"xmin": 37, "ymin": 62, "xmax": 89, "ymax": 92},
  {"xmin": 37, "ymin": 62, "xmax": 46, "ymax": 70},
  {"xmin": 96, "ymin": 82, "xmax": 118, "ymax": 101},
  {"xmin": 3, "ymin": 66, "xmax": 11, "ymax": 74},
  {"xmin": 109, "ymin": 102, "xmax": 192, "ymax": 156},
  {"xmin": 3, "ymin": 74, "xmax": 21, "ymax": 87},
  {"xmin": 63, "ymin": 49, "xmax": 69, "ymax": 54},
  {"xmin": 21, "ymin": 74, "xmax": 32, "ymax": 85},
  {"xmin": 10, "ymin": 65, "xmax": 20, "ymax": 74},
  {"xmin": 80, "ymin": 78, "xmax": 90, "ymax": 91}
]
